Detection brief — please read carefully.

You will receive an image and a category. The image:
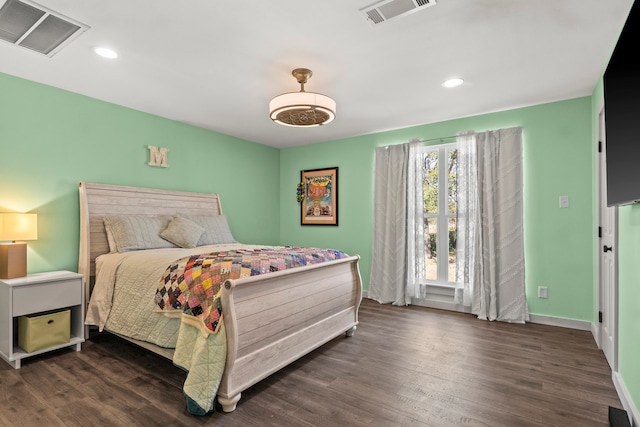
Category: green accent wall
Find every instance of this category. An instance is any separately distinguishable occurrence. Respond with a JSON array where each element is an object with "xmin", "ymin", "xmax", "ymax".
[
  {"xmin": 617, "ymin": 205, "xmax": 640, "ymax": 415},
  {"xmin": 280, "ymin": 97, "xmax": 595, "ymax": 321},
  {"xmin": 0, "ymin": 72, "xmax": 280, "ymax": 273},
  {"xmin": 593, "ymin": 77, "xmax": 640, "ymax": 418}
]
